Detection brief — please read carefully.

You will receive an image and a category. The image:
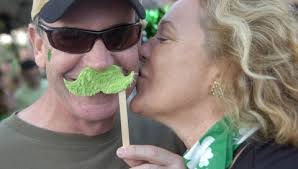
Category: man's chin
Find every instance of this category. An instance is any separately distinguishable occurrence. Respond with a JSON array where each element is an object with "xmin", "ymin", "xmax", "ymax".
[
  {"xmin": 68, "ymin": 94, "xmax": 119, "ymax": 121},
  {"xmin": 69, "ymin": 92, "xmax": 117, "ymax": 104},
  {"xmin": 73, "ymin": 103, "xmax": 118, "ymax": 122}
]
